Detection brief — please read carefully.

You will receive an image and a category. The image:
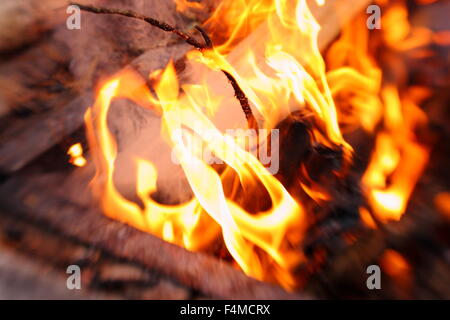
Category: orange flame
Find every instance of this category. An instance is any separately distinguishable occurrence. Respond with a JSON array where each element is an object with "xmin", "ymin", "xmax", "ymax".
[
  {"xmin": 83, "ymin": 0, "xmax": 432, "ymax": 289},
  {"xmin": 174, "ymin": 0, "xmax": 204, "ymax": 12},
  {"xmin": 86, "ymin": 63, "xmax": 308, "ymax": 288},
  {"xmin": 360, "ymin": 1, "xmax": 431, "ymax": 222},
  {"xmin": 325, "ymin": 3, "xmax": 430, "ymax": 223}
]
